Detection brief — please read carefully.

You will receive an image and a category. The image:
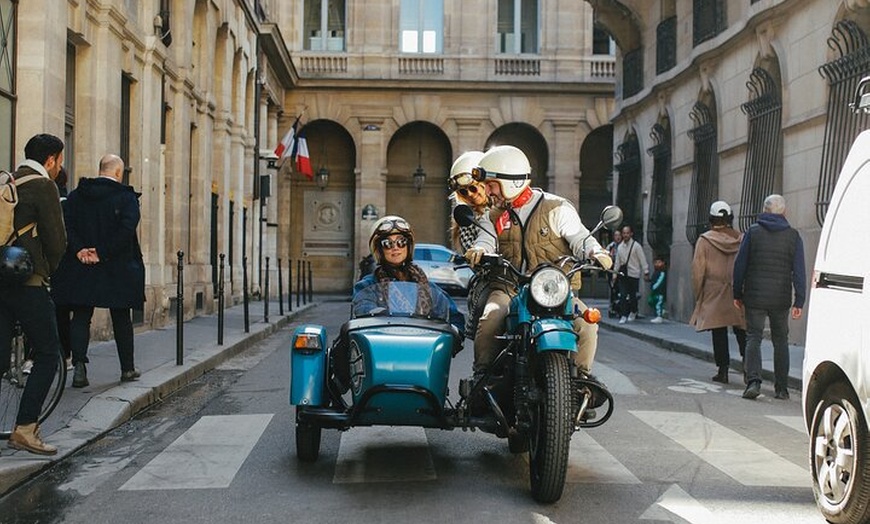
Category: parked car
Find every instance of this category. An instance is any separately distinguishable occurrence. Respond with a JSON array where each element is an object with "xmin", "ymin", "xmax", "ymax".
[
  {"xmin": 803, "ymin": 75, "xmax": 870, "ymax": 524},
  {"xmin": 413, "ymin": 243, "xmax": 472, "ymax": 296}
]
